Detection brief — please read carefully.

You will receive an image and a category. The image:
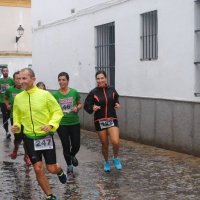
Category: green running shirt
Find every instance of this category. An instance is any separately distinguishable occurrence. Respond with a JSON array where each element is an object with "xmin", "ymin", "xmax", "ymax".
[
  {"xmin": 0, "ymin": 77, "xmax": 15, "ymax": 103},
  {"xmin": 53, "ymin": 88, "xmax": 81, "ymax": 125},
  {"xmin": 5, "ymin": 86, "xmax": 23, "ymax": 118}
]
